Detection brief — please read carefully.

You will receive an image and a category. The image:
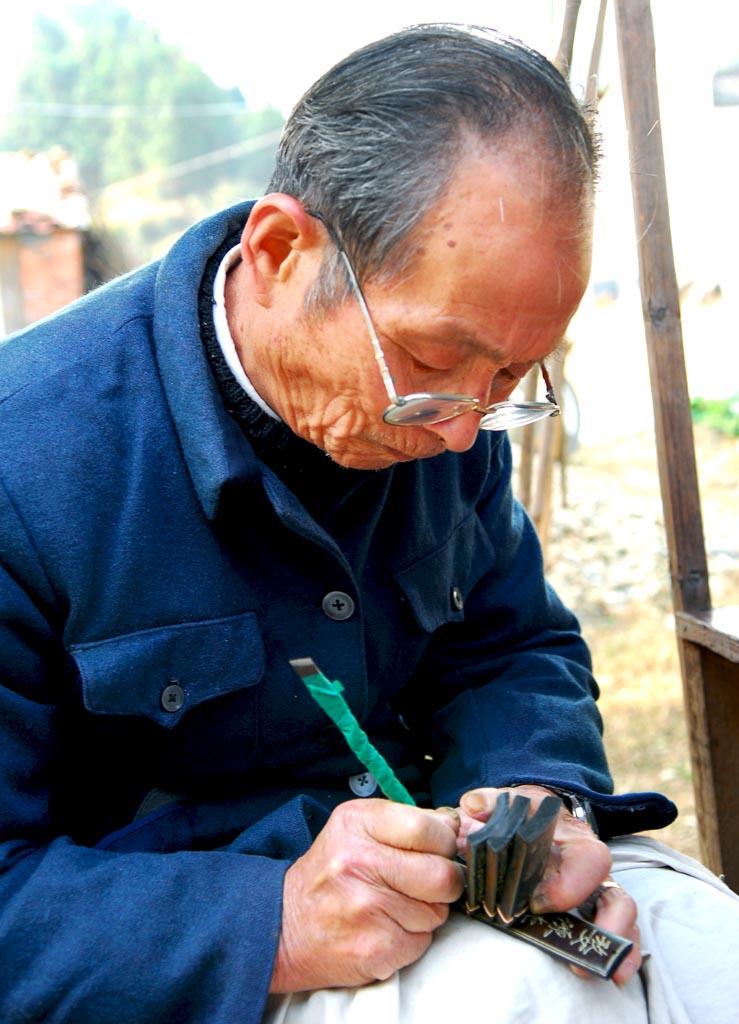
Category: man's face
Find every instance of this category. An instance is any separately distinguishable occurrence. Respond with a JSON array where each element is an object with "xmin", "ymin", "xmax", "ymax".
[{"xmin": 260, "ymin": 152, "xmax": 592, "ymax": 470}]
